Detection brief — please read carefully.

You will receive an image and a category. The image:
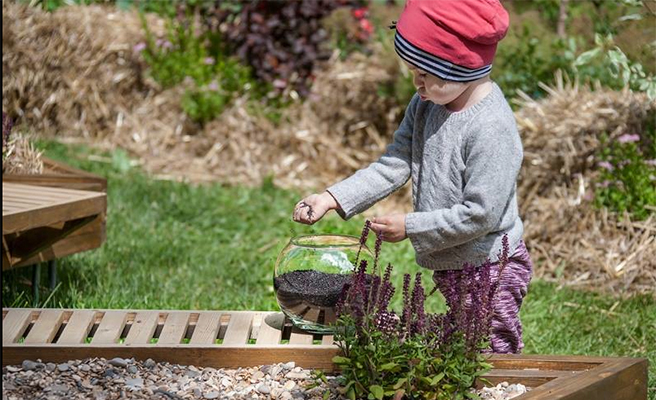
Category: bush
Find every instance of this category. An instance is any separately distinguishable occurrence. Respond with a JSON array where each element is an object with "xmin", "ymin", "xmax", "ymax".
[{"xmin": 593, "ymin": 112, "xmax": 656, "ymax": 220}]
